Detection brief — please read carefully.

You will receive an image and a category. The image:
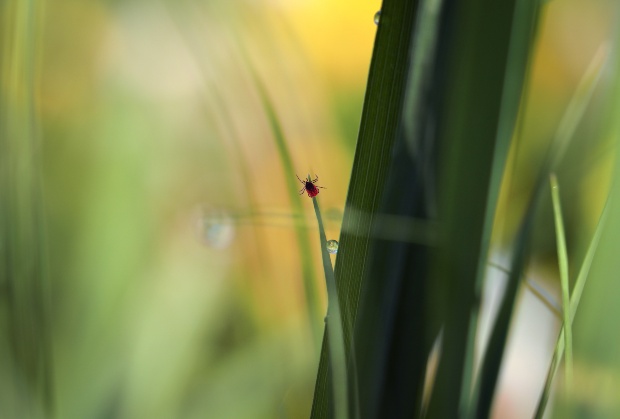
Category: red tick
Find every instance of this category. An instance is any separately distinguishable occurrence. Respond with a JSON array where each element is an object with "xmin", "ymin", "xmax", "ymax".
[{"xmin": 296, "ymin": 174, "xmax": 325, "ymax": 198}]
